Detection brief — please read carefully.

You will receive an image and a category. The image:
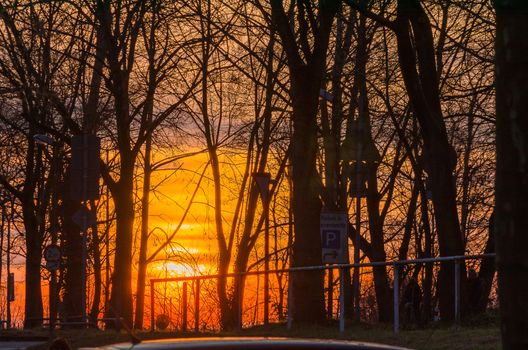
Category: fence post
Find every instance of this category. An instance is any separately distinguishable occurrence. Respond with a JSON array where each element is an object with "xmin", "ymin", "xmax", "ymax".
[
  {"xmin": 194, "ymin": 279, "xmax": 200, "ymax": 332},
  {"xmin": 454, "ymin": 260, "xmax": 461, "ymax": 328},
  {"xmin": 393, "ymin": 264, "xmax": 399, "ymax": 334},
  {"xmin": 339, "ymin": 268, "xmax": 345, "ymax": 332},
  {"xmin": 150, "ymin": 281, "xmax": 155, "ymax": 332},
  {"xmin": 182, "ymin": 282, "xmax": 188, "ymax": 332},
  {"xmin": 287, "ymin": 271, "xmax": 293, "ymax": 330}
]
